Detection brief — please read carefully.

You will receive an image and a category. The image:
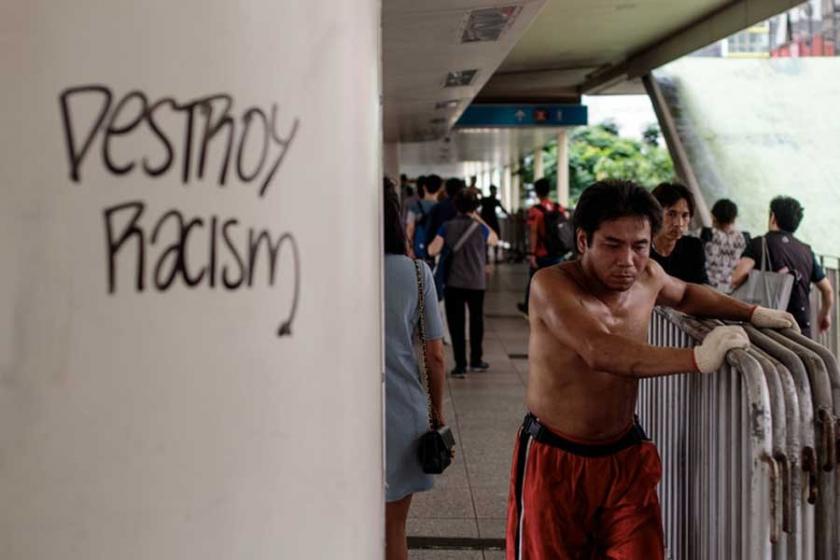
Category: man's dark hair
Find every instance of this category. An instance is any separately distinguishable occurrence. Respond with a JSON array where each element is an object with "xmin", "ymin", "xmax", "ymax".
[
  {"xmin": 574, "ymin": 180, "xmax": 663, "ymax": 243},
  {"xmin": 454, "ymin": 189, "xmax": 480, "ymax": 214},
  {"xmin": 425, "ymin": 174, "xmax": 442, "ymax": 194},
  {"xmin": 489, "ymin": 184, "xmax": 498, "ymax": 193},
  {"xmin": 534, "ymin": 178, "xmax": 551, "ymax": 198},
  {"xmin": 651, "ymin": 182, "xmax": 695, "ymax": 217},
  {"xmin": 711, "ymin": 199, "xmax": 738, "ymax": 226},
  {"xmin": 770, "ymin": 196, "xmax": 804, "ymax": 233},
  {"xmin": 404, "ymin": 185, "xmax": 415, "ymax": 198},
  {"xmin": 445, "ymin": 177, "xmax": 464, "ymax": 198},
  {"xmin": 416, "ymin": 175, "xmax": 427, "ymax": 189},
  {"xmin": 383, "ymin": 178, "xmax": 407, "ymax": 255}
]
